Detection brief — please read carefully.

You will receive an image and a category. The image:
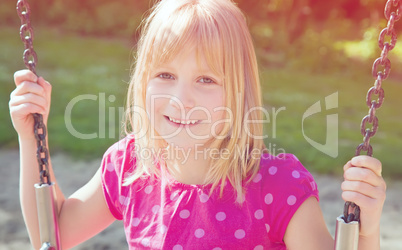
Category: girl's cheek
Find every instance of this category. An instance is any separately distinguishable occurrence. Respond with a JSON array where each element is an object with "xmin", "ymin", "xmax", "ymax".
[{"xmin": 146, "ymin": 84, "xmax": 160, "ymax": 113}]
